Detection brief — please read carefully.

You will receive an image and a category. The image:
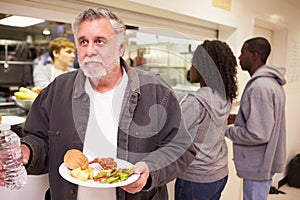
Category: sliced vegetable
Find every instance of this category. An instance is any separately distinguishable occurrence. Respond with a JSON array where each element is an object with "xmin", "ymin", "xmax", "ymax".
[{"xmin": 93, "ymin": 167, "xmax": 135, "ymax": 184}]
